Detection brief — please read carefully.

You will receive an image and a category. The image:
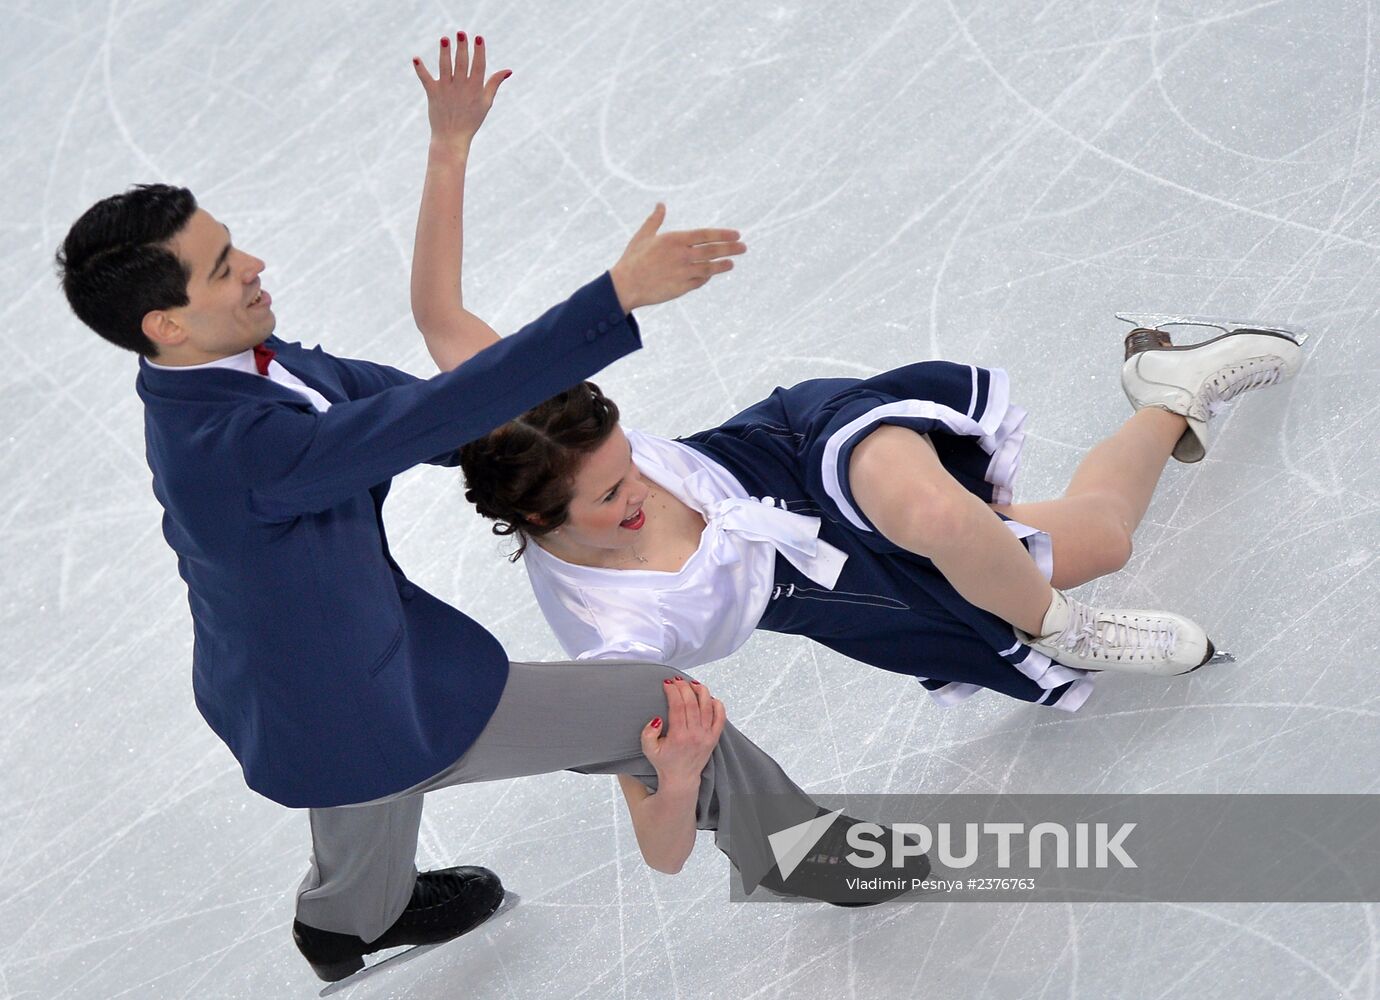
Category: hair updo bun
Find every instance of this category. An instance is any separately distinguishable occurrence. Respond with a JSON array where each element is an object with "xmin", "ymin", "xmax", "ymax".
[{"xmin": 460, "ymin": 381, "xmax": 621, "ymax": 560}]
